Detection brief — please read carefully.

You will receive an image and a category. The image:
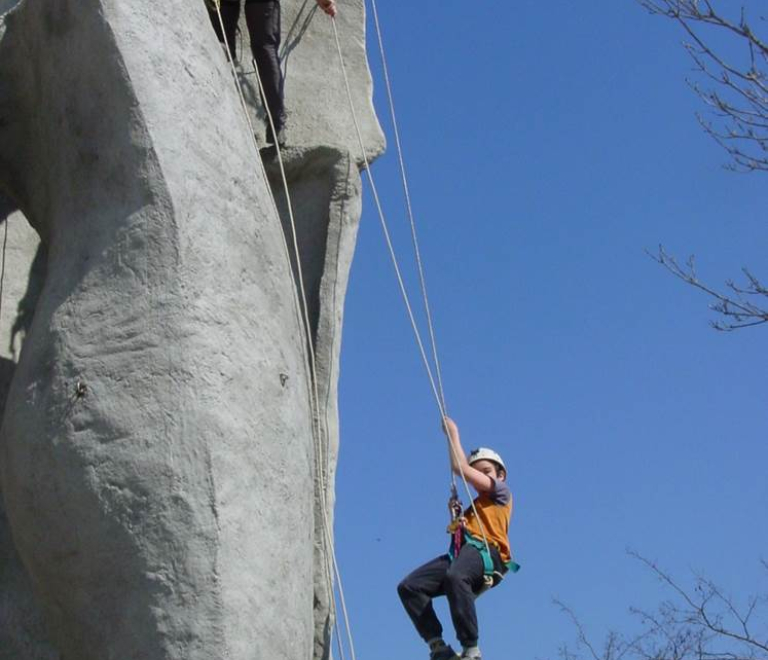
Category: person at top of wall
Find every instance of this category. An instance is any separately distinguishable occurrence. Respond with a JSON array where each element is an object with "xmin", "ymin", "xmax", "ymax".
[
  {"xmin": 207, "ymin": 0, "xmax": 337, "ymax": 147},
  {"xmin": 397, "ymin": 417, "xmax": 520, "ymax": 660}
]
